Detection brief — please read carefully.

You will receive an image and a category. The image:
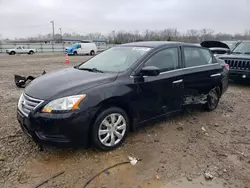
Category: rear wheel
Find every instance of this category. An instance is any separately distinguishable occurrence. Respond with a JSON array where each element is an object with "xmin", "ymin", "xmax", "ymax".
[
  {"xmin": 73, "ymin": 51, "xmax": 78, "ymax": 56},
  {"xmin": 90, "ymin": 50, "xmax": 95, "ymax": 56},
  {"xmin": 10, "ymin": 51, "xmax": 16, "ymax": 55},
  {"xmin": 92, "ymin": 107, "xmax": 129, "ymax": 151},
  {"xmin": 205, "ymin": 88, "xmax": 220, "ymax": 111}
]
